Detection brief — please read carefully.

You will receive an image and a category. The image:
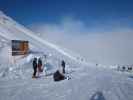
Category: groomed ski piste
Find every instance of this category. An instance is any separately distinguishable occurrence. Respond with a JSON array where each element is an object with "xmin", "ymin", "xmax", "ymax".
[{"xmin": 0, "ymin": 11, "xmax": 133, "ymax": 100}]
